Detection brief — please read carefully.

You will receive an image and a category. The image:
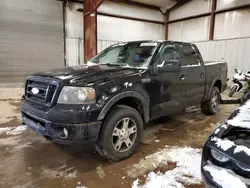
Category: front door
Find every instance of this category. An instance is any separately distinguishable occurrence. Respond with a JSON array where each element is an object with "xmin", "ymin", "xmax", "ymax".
[{"xmin": 149, "ymin": 43, "xmax": 186, "ymax": 119}]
